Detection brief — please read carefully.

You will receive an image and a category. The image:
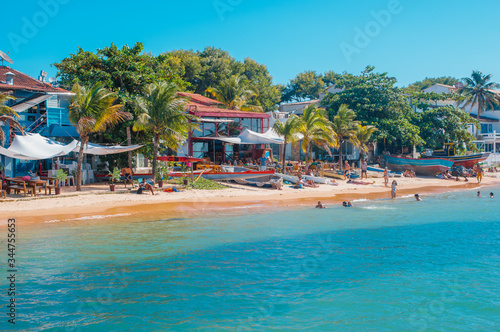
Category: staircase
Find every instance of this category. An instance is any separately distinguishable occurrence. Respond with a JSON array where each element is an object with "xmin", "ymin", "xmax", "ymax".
[{"xmin": 25, "ymin": 115, "xmax": 47, "ymax": 134}]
